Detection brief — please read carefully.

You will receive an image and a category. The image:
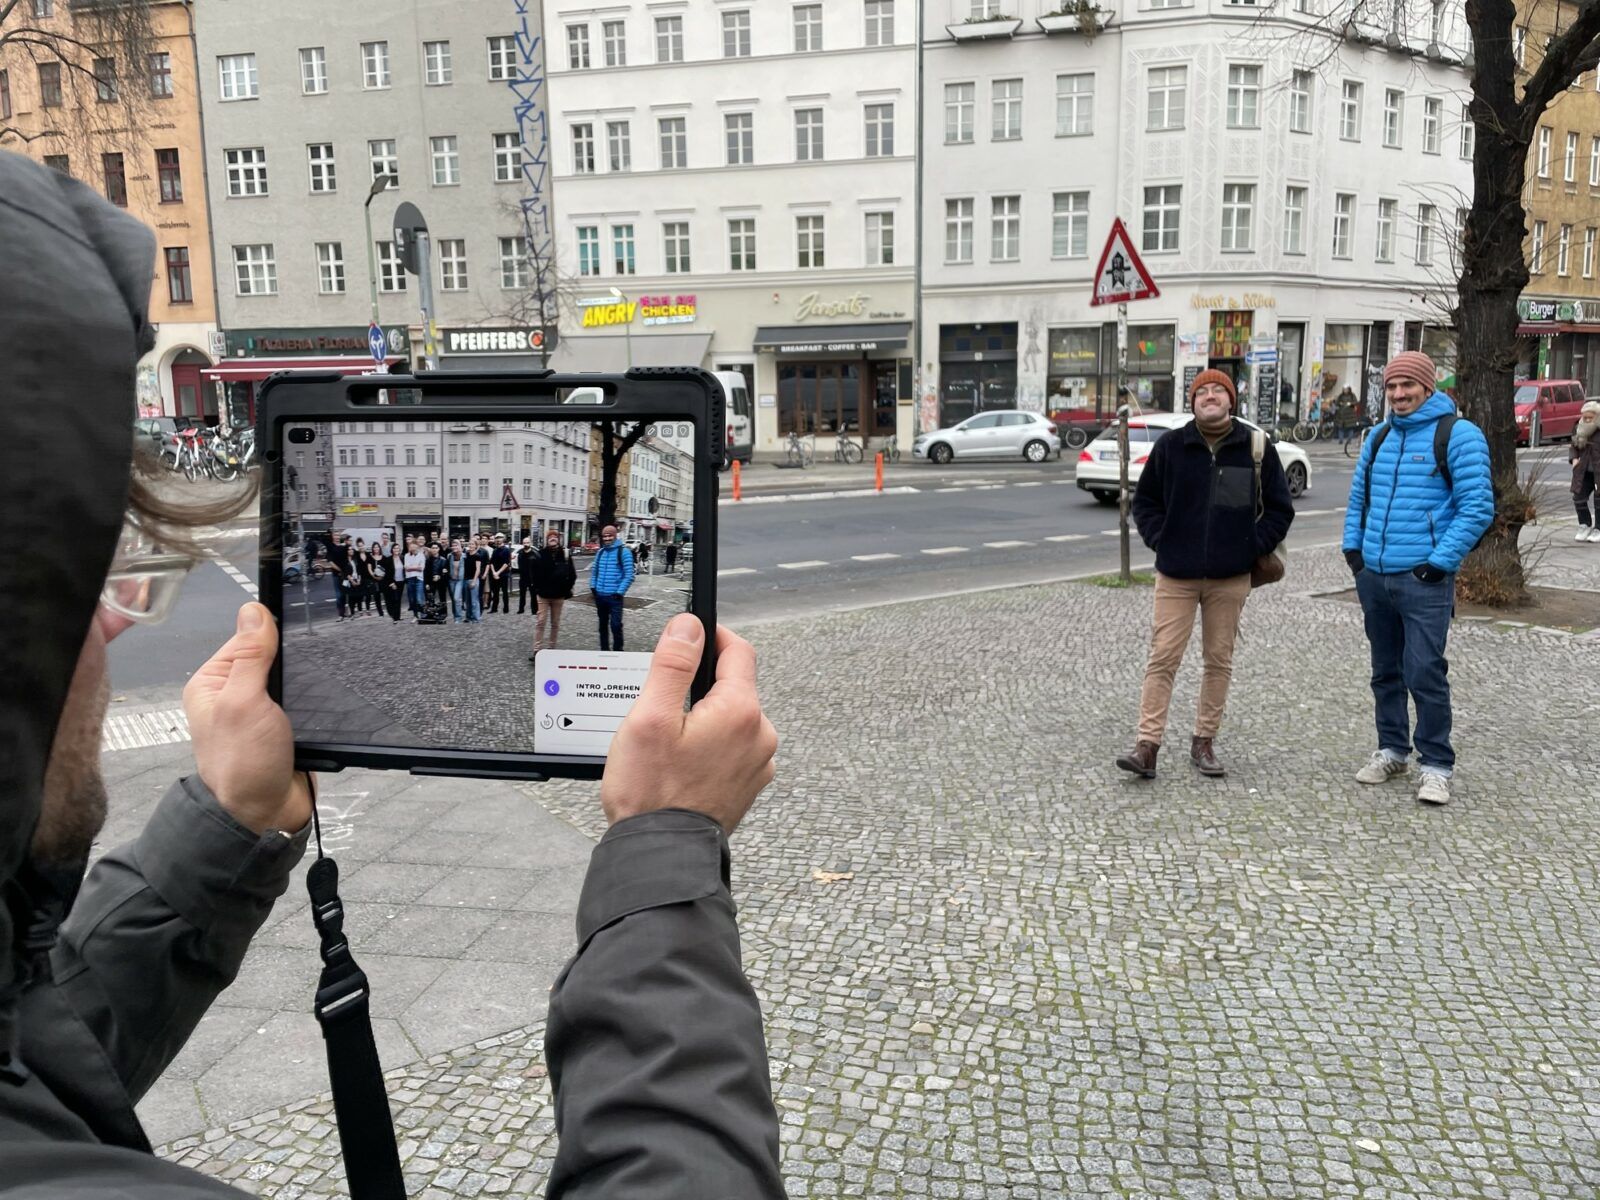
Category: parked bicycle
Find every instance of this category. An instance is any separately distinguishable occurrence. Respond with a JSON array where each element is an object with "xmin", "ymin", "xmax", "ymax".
[
  {"xmin": 874, "ymin": 435, "xmax": 901, "ymax": 463},
  {"xmin": 1342, "ymin": 417, "xmax": 1375, "ymax": 458},
  {"xmin": 784, "ymin": 430, "xmax": 815, "ymax": 468},
  {"xmin": 833, "ymin": 430, "xmax": 864, "ymax": 465}
]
